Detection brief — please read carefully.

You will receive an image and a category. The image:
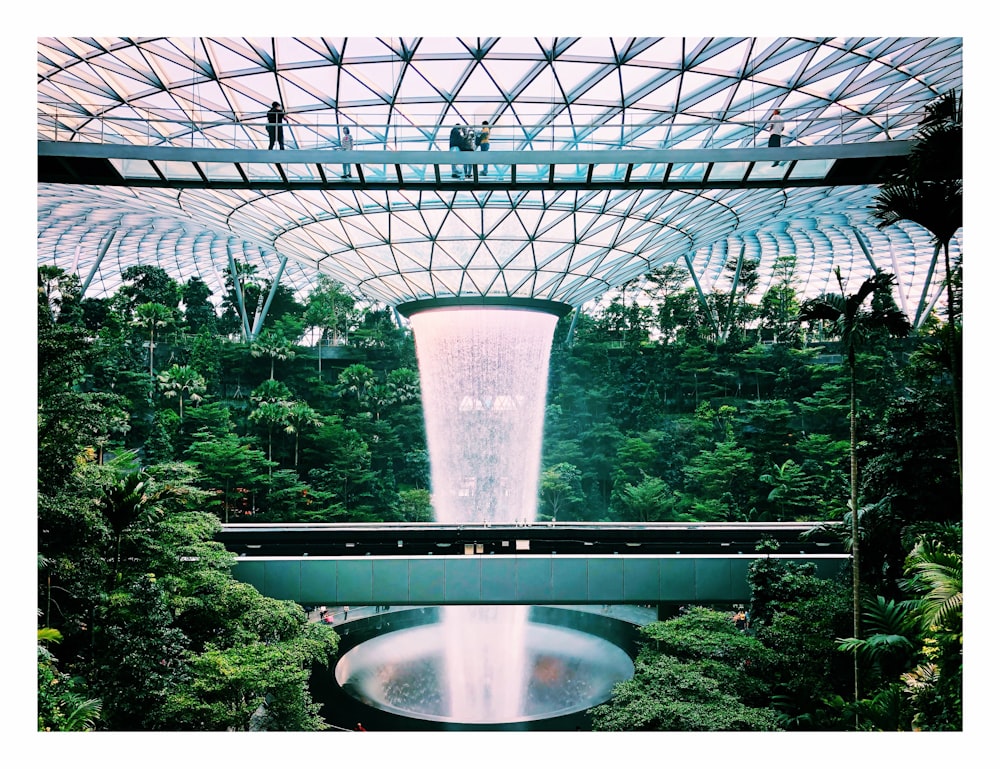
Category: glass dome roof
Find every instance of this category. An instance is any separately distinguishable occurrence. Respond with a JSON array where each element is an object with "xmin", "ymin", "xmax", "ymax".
[{"xmin": 36, "ymin": 37, "xmax": 963, "ymax": 320}]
